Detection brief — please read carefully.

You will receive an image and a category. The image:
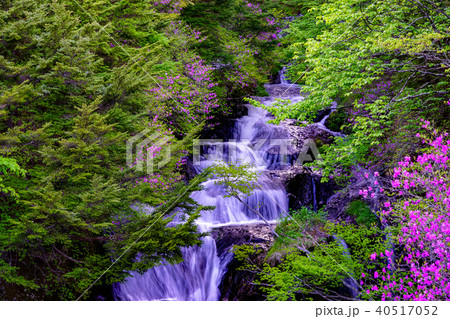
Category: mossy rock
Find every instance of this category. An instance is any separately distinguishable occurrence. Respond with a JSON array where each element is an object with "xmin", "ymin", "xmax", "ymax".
[{"xmin": 345, "ymin": 200, "xmax": 379, "ymax": 227}]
